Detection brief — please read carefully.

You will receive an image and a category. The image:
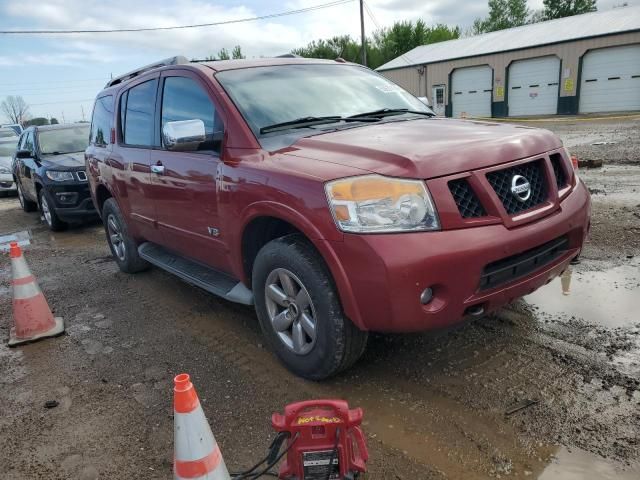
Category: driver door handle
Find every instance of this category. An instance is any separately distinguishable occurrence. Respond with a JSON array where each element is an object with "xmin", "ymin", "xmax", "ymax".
[{"xmin": 151, "ymin": 163, "xmax": 165, "ymax": 175}]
